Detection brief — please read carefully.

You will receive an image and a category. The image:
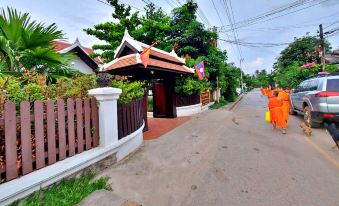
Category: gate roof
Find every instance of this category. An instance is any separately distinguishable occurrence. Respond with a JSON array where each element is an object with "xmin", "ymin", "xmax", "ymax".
[{"xmin": 101, "ymin": 30, "xmax": 194, "ymax": 75}]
